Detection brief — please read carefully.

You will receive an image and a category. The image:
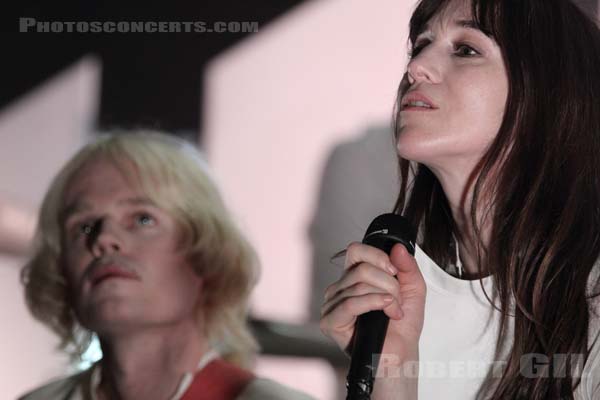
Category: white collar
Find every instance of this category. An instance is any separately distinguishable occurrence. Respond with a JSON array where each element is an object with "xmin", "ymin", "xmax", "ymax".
[{"xmin": 89, "ymin": 349, "xmax": 220, "ymax": 400}]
